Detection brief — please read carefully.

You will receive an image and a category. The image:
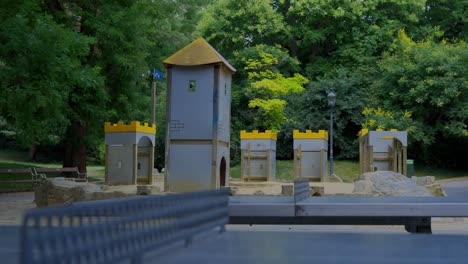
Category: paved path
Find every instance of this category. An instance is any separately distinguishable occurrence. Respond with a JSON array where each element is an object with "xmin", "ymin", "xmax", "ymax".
[{"xmin": 438, "ymin": 178, "xmax": 468, "ymax": 198}]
